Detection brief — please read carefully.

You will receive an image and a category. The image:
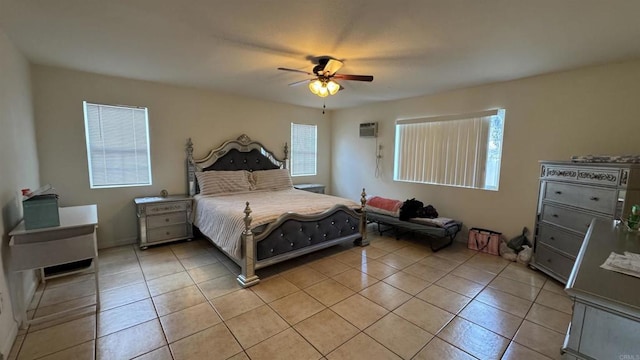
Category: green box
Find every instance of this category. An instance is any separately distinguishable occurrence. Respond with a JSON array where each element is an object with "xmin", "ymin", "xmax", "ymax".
[{"xmin": 23, "ymin": 194, "xmax": 60, "ymax": 230}]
